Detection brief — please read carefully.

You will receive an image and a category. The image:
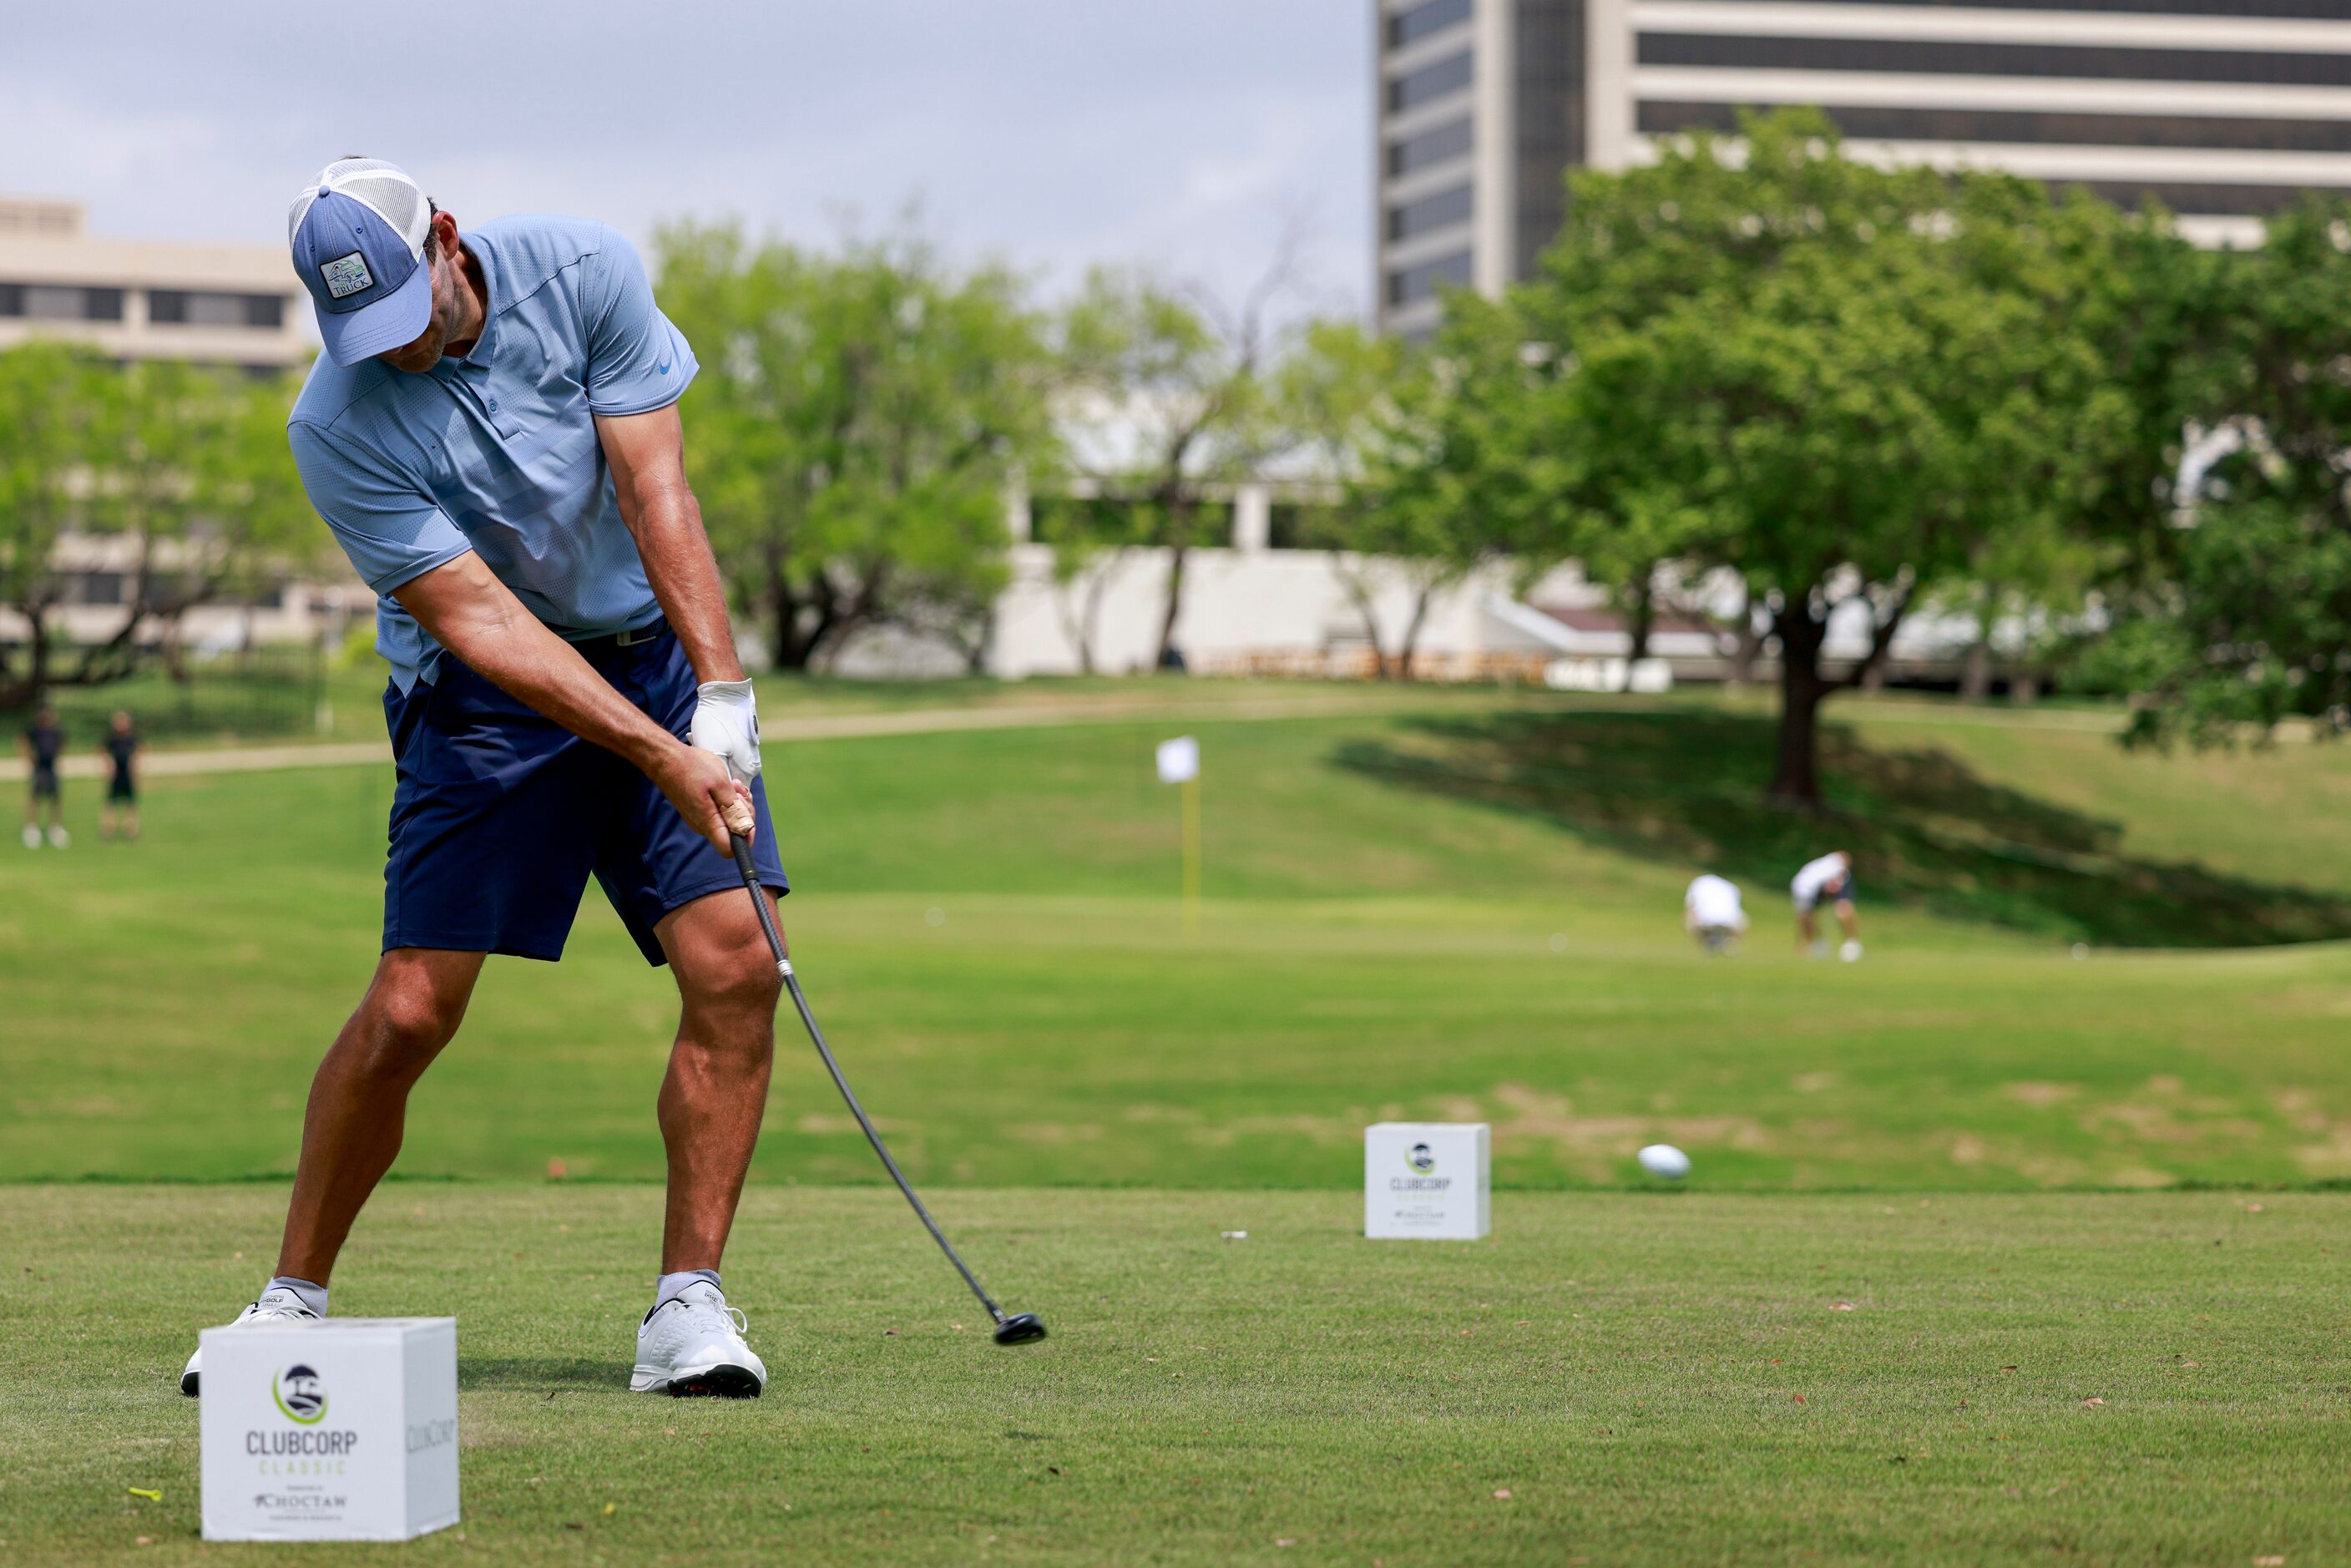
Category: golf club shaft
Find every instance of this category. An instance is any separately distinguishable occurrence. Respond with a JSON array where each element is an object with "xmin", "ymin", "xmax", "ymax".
[{"xmin": 729, "ymin": 833, "xmax": 1011, "ymax": 1326}]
